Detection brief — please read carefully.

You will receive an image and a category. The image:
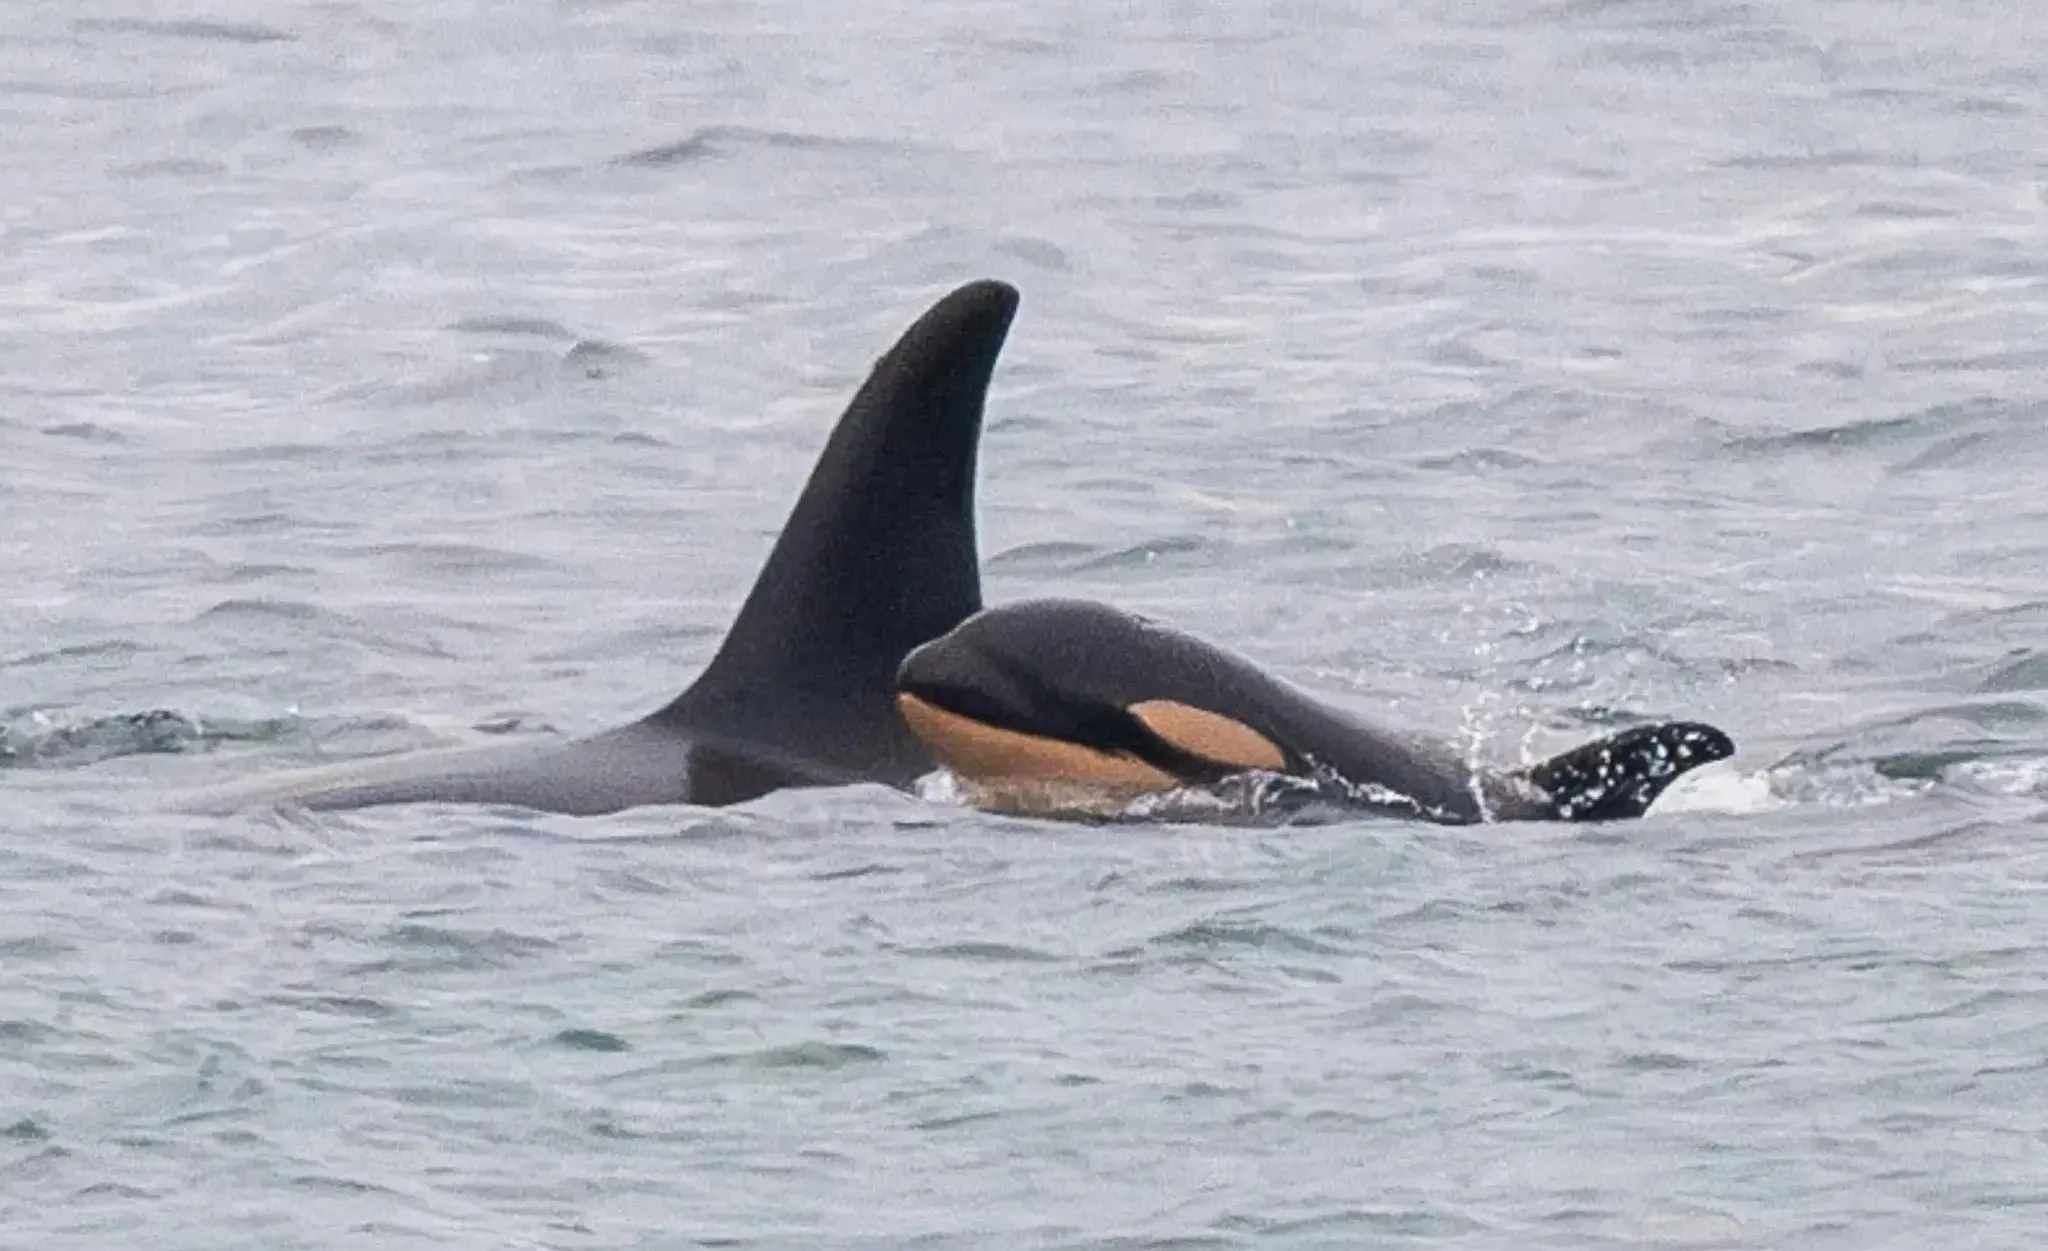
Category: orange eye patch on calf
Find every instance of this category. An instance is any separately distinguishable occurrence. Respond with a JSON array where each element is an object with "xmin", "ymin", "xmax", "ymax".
[
  {"xmin": 896, "ymin": 693, "xmax": 1288, "ymax": 790},
  {"xmin": 1126, "ymin": 700, "xmax": 1288, "ymax": 774}
]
